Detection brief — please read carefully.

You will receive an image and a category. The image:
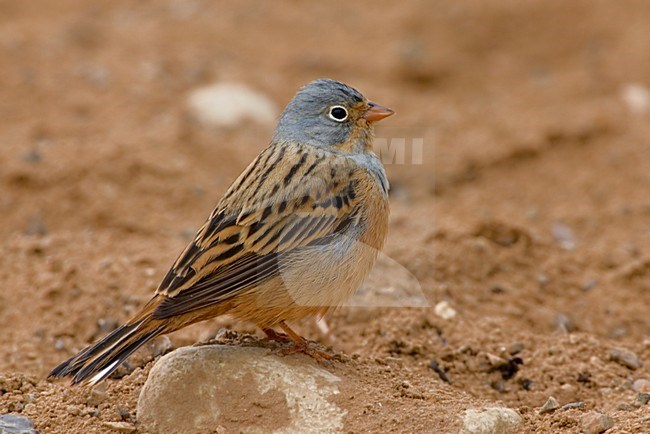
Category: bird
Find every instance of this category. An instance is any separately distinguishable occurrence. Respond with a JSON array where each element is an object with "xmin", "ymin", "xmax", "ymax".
[{"xmin": 49, "ymin": 78, "xmax": 394, "ymax": 385}]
